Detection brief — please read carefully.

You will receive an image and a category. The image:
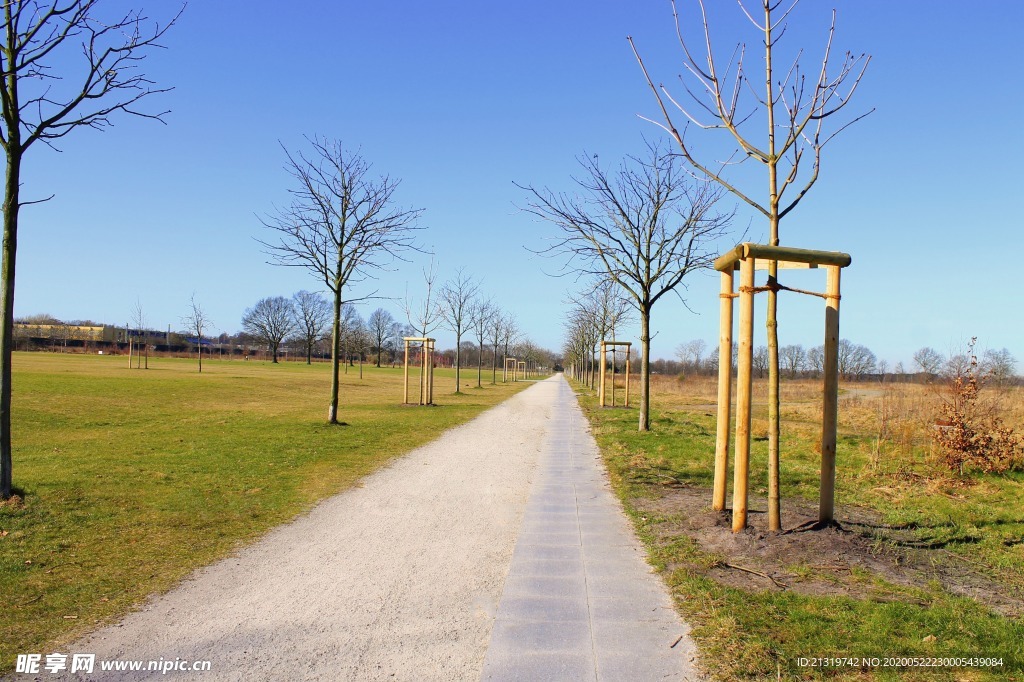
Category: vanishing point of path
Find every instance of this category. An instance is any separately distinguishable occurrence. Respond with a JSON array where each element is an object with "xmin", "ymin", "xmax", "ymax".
[{"xmin": 54, "ymin": 376, "xmax": 699, "ymax": 681}]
